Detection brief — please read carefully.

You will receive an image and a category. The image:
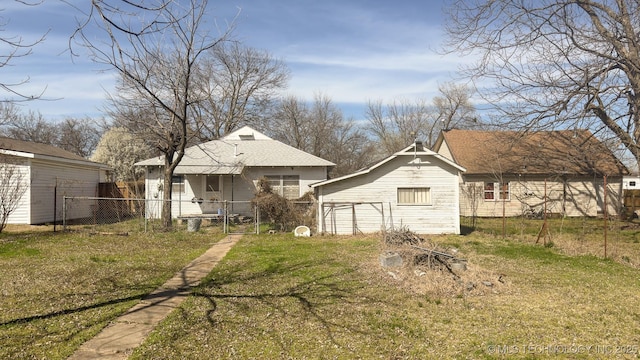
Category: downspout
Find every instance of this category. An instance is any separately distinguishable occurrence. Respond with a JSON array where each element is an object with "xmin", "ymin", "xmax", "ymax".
[{"xmin": 317, "ymin": 185, "xmax": 323, "ymax": 233}]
